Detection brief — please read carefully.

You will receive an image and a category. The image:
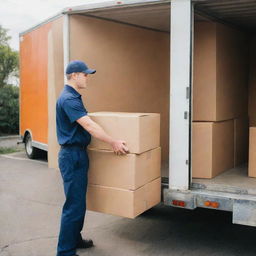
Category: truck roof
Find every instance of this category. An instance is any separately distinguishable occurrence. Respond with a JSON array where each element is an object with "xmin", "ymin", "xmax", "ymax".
[
  {"xmin": 19, "ymin": 0, "xmax": 169, "ymax": 36},
  {"xmin": 20, "ymin": 0, "xmax": 256, "ymax": 36}
]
